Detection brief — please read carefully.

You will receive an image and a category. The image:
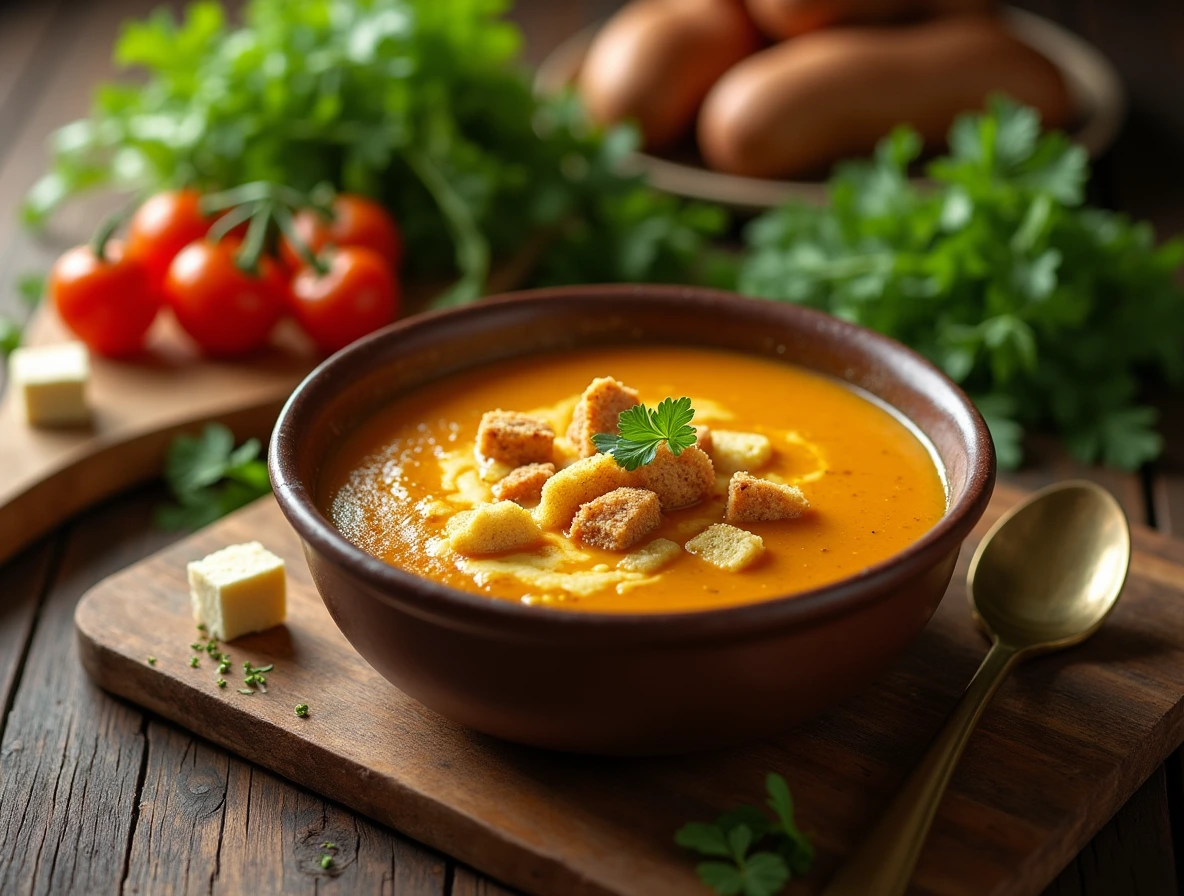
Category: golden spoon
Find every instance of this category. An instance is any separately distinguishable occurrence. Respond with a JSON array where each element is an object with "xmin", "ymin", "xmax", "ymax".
[{"xmin": 823, "ymin": 480, "xmax": 1131, "ymax": 896}]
